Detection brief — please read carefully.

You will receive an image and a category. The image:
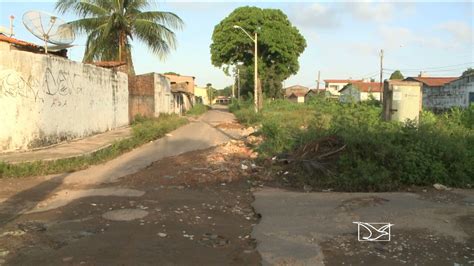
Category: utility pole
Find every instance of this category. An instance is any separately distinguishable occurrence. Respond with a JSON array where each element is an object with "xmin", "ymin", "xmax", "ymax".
[
  {"xmin": 237, "ymin": 68, "xmax": 241, "ymax": 100},
  {"xmin": 317, "ymin": 70, "xmax": 321, "ymax": 91},
  {"xmin": 254, "ymin": 31, "xmax": 258, "ymax": 113},
  {"xmin": 379, "ymin": 49, "xmax": 384, "ymax": 102}
]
